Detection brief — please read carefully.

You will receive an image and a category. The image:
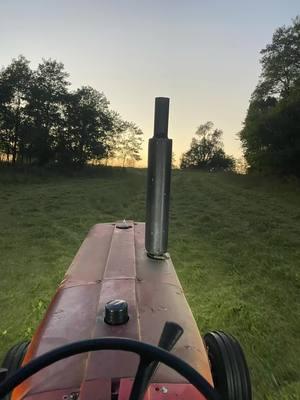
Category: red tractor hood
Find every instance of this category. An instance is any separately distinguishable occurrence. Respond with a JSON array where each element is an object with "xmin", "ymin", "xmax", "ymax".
[{"xmin": 13, "ymin": 222, "xmax": 212, "ymax": 400}]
